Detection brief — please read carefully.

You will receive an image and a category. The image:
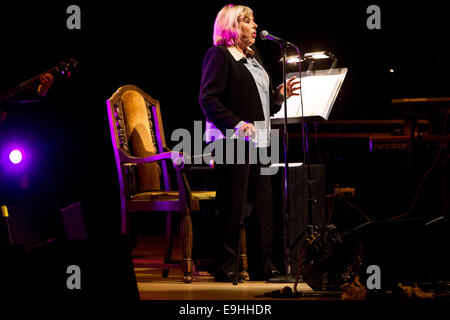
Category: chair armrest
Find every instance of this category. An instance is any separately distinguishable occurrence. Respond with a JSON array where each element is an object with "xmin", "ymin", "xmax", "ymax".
[
  {"xmin": 118, "ymin": 149, "xmax": 185, "ymax": 168},
  {"xmin": 151, "ymin": 147, "xmax": 213, "ymax": 169}
]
